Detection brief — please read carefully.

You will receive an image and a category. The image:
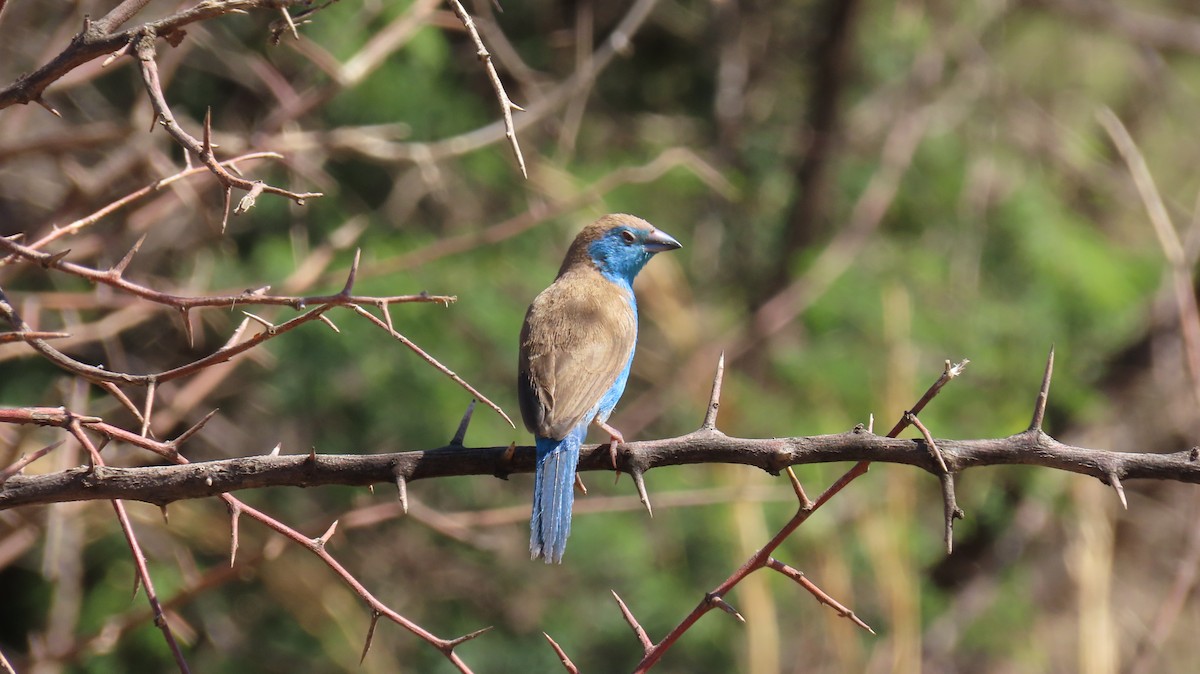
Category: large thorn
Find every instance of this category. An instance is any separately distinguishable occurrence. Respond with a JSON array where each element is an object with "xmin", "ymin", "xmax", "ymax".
[
  {"xmin": 701, "ymin": 352, "xmax": 726, "ymax": 431},
  {"xmin": 451, "ymin": 399, "xmax": 476, "ymax": 446},
  {"xmin": 631, "ymin": 468, "xmax": 653, "ymax": 517},
  {"xmin": 1030, "ymin": 345, "xmax": 1055, "ymax": 432}
]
